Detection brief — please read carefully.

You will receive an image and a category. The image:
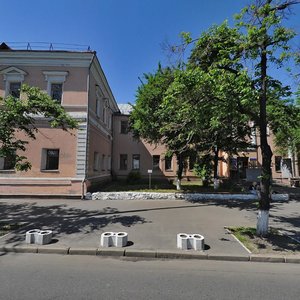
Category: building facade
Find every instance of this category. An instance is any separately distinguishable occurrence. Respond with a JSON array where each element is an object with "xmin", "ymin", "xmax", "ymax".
[{"xmin": 0, "ymin": 44, "xmax": 118, "ymax": 197}]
